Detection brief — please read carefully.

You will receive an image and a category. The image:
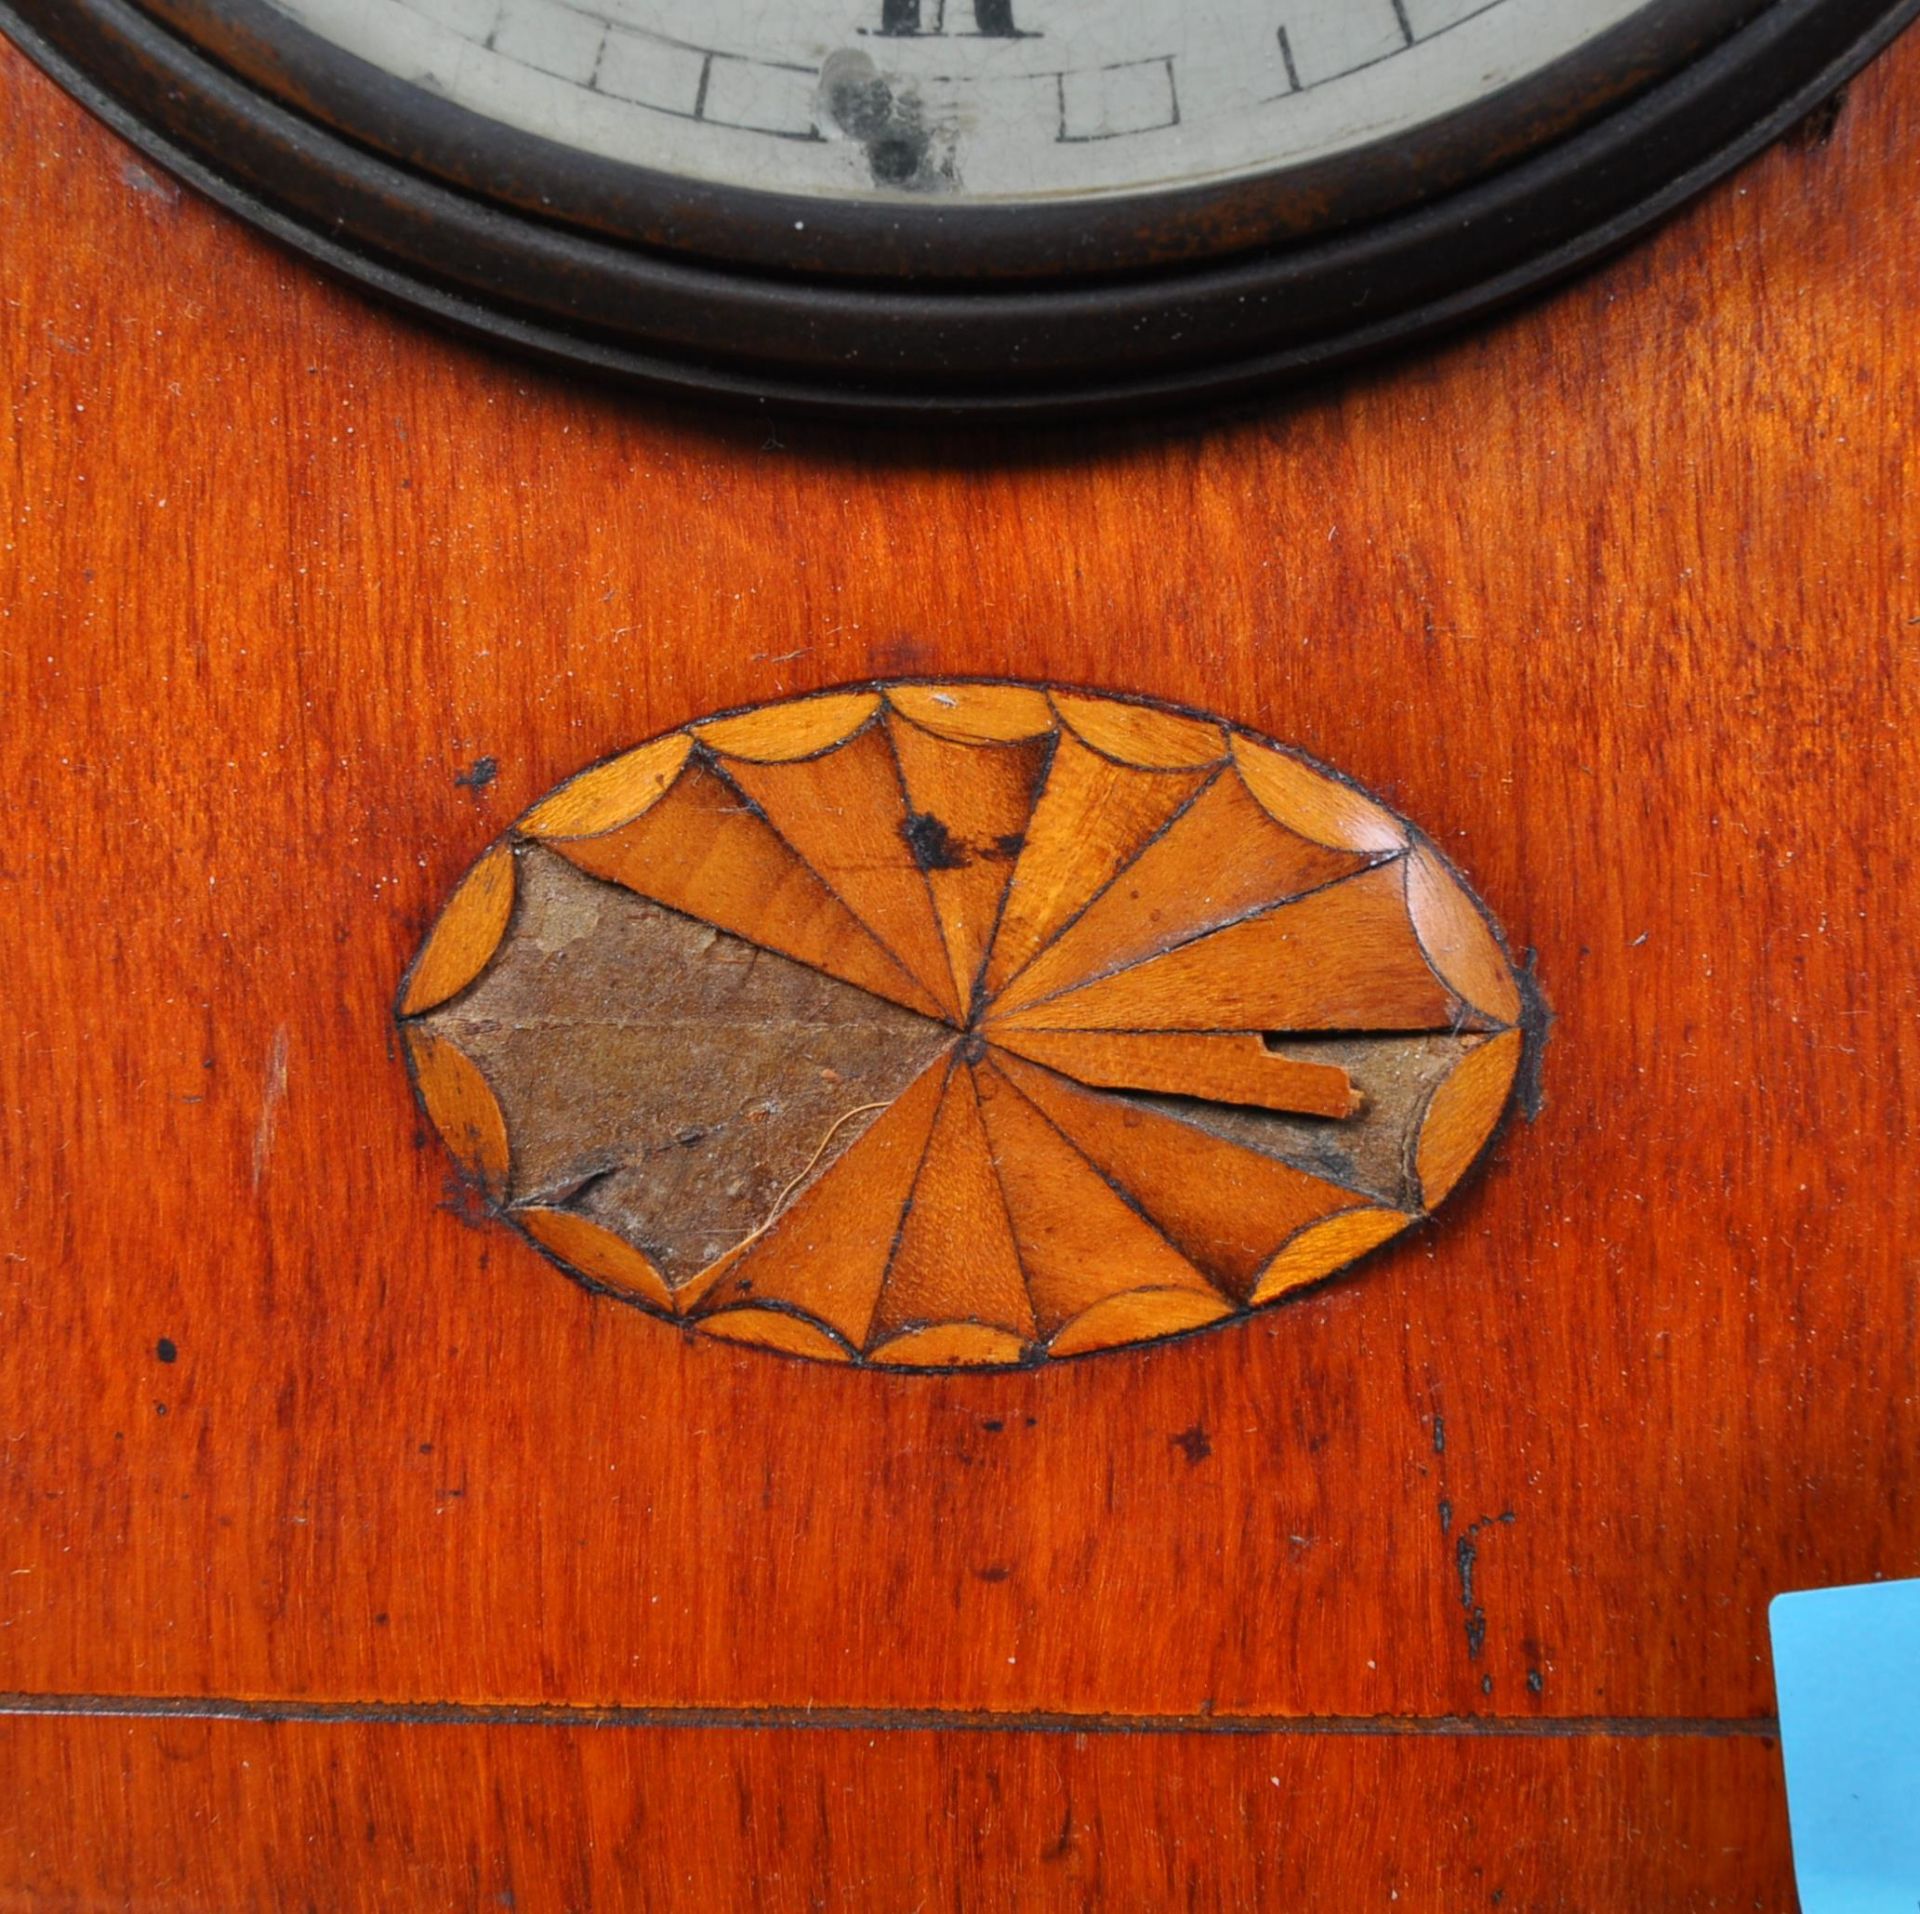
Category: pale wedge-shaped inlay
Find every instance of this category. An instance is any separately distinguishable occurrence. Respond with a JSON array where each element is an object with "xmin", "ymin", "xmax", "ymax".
[
  {"xmin": 722, "ymin": 723, "xmax": 962, "ymax": 1019},
  {"xmin": 1250, "ymin": 1208, "xmax": 1415, "ymax": 1305},
  {"xmin": 1051, "ymin": 694, "xmax": 1227, "ymax": 769},
  {"xmin": 1407, "ymin": 845, "xmax": 1523, "ymax": 1025},
  {"xmin": 1000, "ymin": 863, "xmax": 1463, "ymax": 1034},
  {"xmin": 407, "ymin": 1029, "xmax": 510, "ymax": 1196},
  {"xmin": 871, "ymin": 1066, "xmax": 1035, "ymax": 1344},
  {"xmin": 888, "ymin": 682, "xmax": 1054, "ymax": 742},
  {"xmin": 1415, "ymin": 1028, "xmax": 1523, "ymax": 1206},
  {"xmin": 700, "ymin": 1309, "xmax": 854, "ymax": 1363},
  {"xmin": 1049, "ymin": 1288, "xmax": 1236, "ymax": 1357},
  {"xmin": 695, "ymin": 692, "xmax": 879, "ymax": 761},
  {"xmin": 519, "ymin": 733, "xmax": 691, "ymax": 839},
  {"xmin": 400, "ymin": 840, "xmax": 515, "ymax": 1015},
  {"xmin": 516, "ymin": 1206, "xmax": 674, "ymax": 1313},
  {"xmin": 982, "ymin": 733, "xmax": 1209, "ymax": 998},
  {"xmin": 993, "ymin": 770, "xmax": 1370, "ymax": 1017},
  {"xmin": 1230, "ymin": 736, "xmax": 1408, "ymax": 853},
  {"xmin": 692, "ymin": 1058, "xmax": 949, "ymax": 1348},
  {"xmin": 866, "ymin": 1324, "xmax": 1032, "ymax": 1368},
  {"xmin": 990, "ymin": 1047, "xmax": 1366, "ymax": 1299},
  {"xmin": 974, "ymin": 1058, "xmax": 1223, "ymax": 1337},
  {"xmin": 888, "ymin": 714, "xmax": 1051, "ymax": 1014},
  {"xmin": 993, "ymin": 1028, "xmax": 1359, "ymax": 1119},
  {"xmin": 551, "ymin": 759, "xmax": 947, "ymax": 1020}
]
